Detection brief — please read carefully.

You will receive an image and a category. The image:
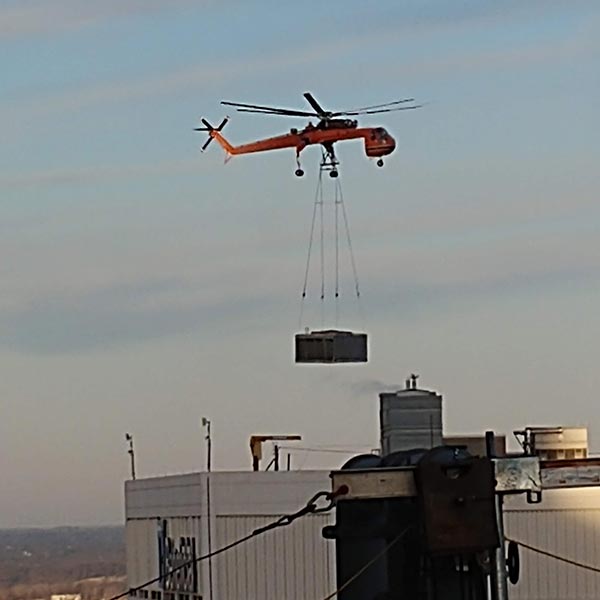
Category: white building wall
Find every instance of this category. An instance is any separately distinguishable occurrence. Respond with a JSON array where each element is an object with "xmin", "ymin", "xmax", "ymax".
[
  {"xmin": 213, "ymin": 514, "xmax": 333, "ymax": 600},
  {"xmin": 505, "ymin": 489, "xmax": 600, "ymax": 600},
  {"xmin": 126, "ymin": 472, "xmax": 600, "ymax": 600},
  {"xmin": 125, "ymin": 471, "xmax": 333, "ymax": 600}
]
